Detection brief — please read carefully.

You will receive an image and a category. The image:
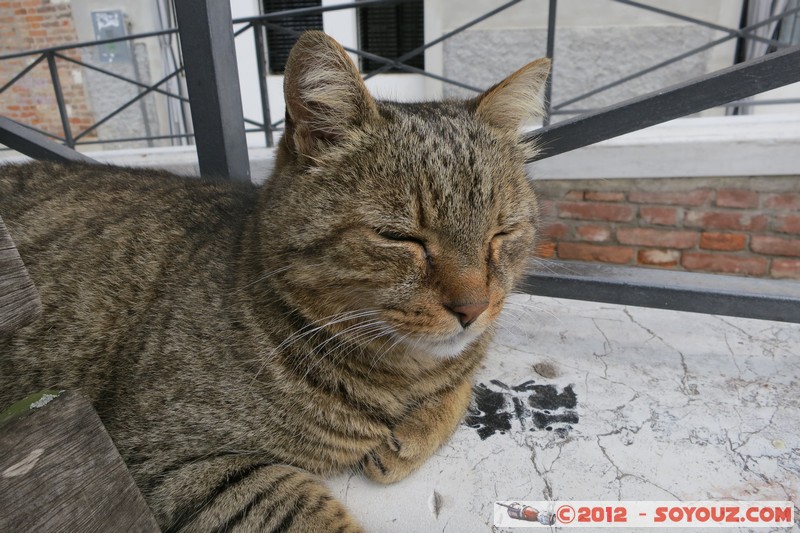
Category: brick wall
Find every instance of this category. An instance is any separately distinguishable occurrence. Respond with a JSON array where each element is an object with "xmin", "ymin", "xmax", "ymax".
[
  {"xmin": 0, "ymin": 0, "xmax": 95, "ymax": 140},
  {"xmin": 534, "ymin": 176, "xmax": 800, "ymax": 280}
]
